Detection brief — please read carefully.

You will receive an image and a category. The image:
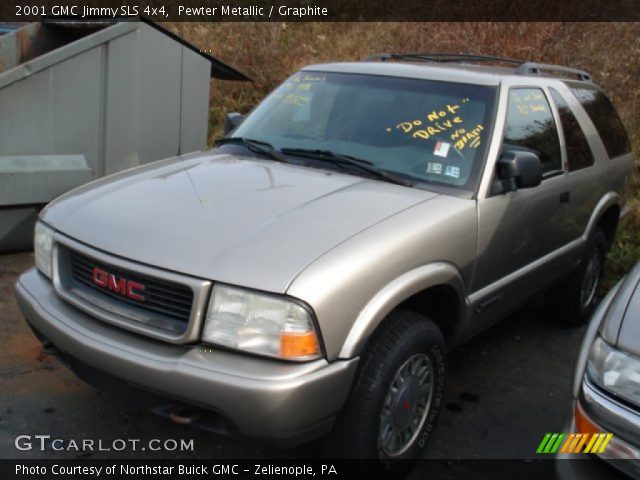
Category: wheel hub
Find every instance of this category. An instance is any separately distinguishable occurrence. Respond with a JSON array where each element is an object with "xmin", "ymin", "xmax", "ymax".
[
  {"xmin": 379, "ymin": 353, "xmax": 434, "ymax": 457},
  {"xmin": 392, "ymin": 381, "xmax": 420, "ymax": 429},
  {"xmin": 580, "ymin": 249, "xmax": 602, "ymax": 310}
]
